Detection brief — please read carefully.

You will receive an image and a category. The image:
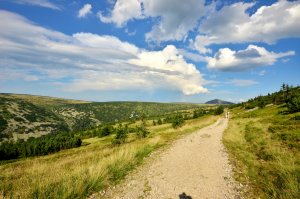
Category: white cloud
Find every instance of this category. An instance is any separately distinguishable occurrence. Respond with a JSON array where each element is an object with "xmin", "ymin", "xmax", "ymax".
[
  {"xmin": 98, "ymin": 0, "xmax": 142, "ymax": 27},
  {"xmin": 0, "ymin": 68, "xmax": 39, "ymax": 82},
  {"xmin": 78, "ymin": 4, "xmax": 92, "ymax": 18},
  {"xmin": 227, "ymin": 79, "xmax": 259, "ymax": 87},
  {"xmin": 178, "ymin": 49, "xmax": 206, "ymax": 62},
  {"xmin": 144, "ymin": 0, "xmax": 206, "ymax": 42},
  {"xmin": 0, "ymin": 10, "xmax": 207, "ymax": 95},
  {"xmin": 194, "ymin": 0, "xmax": 300, "ymax": 53},
  {"xmin": 11, "ymin": 0, "xmax": 61, "ymax": 10},
  {"xmin": 206, "ymin": 45, "xmax": 294, "ymax": 71},
  {"xmin": 129, "ymin": 45, "xmax": 207, "ymax": 95},
  {"xmin": 98, "ymin": 0, "xmax": 207, "ymax": 42}
]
